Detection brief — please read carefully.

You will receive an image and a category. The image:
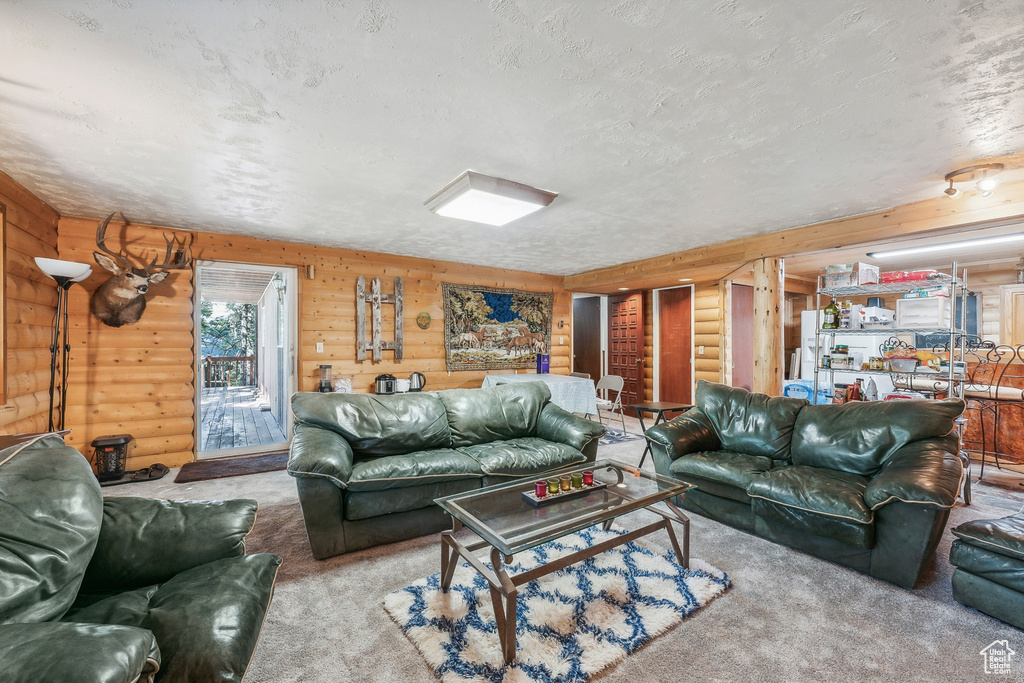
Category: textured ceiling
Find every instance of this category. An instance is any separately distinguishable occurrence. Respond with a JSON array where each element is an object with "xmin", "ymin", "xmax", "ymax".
[{"xmin": 2, "ymin": 1, "xmax": 1023, "ymax": 276}]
